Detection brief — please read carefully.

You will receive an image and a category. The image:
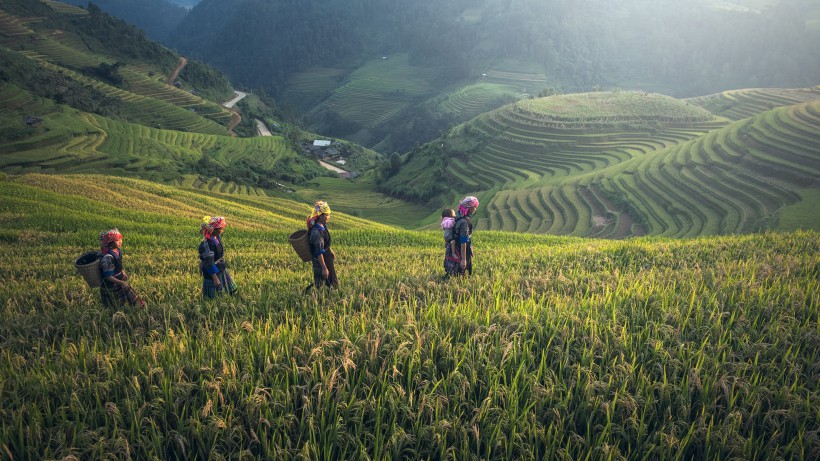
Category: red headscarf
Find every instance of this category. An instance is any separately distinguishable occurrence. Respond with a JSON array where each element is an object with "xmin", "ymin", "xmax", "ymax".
[{"xmin": 99, "ymin": 228, "xmax": 122, "ymax": 255}]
